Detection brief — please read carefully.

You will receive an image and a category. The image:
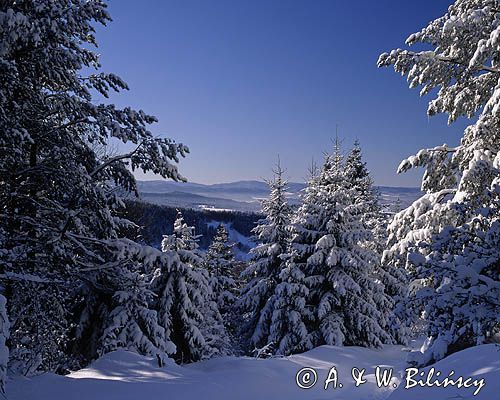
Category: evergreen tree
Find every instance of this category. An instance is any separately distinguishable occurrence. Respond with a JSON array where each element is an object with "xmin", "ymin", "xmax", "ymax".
[
  {"xmin": 289, "ymin": 140, "xmax": 391, "ymax": 348},
  {"xmin": 239, "ymin": 163, "xmax": 293, "ymax": 350},
  {"xmin": 265, "ymin": 152, "xmax": 330, "ymax": 356},
  {"xmin": 0, "ymin": 0, "xmax": 187, "ymax": 374},
  {"xmin": 199, "ymin": 291, "xmax": 233, "ymax": 359},
  {"xmin": 268, "ymin": 259, "xmax": 312, "ymax": 356},
  {"xmin": 205, "ymin": 224, "xmax": 237, "ymax": 317},
  {"xmin": 379, "ymin": 0, "xmax": 500, "ymax": 365},
  {"xmin": 151, "ymin": 212, "xmax": 229, "ymax": 363},
  {"xmin": 345, "ymin": 141, "xmax": 408, "ymax": 344},
  {"xmin": 344, "ymin": 140, "xmax": 382, "ymax": 231},
  {"xmin": 100, "ymin": 270, "xmax": 172, "ymax": 366}
]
